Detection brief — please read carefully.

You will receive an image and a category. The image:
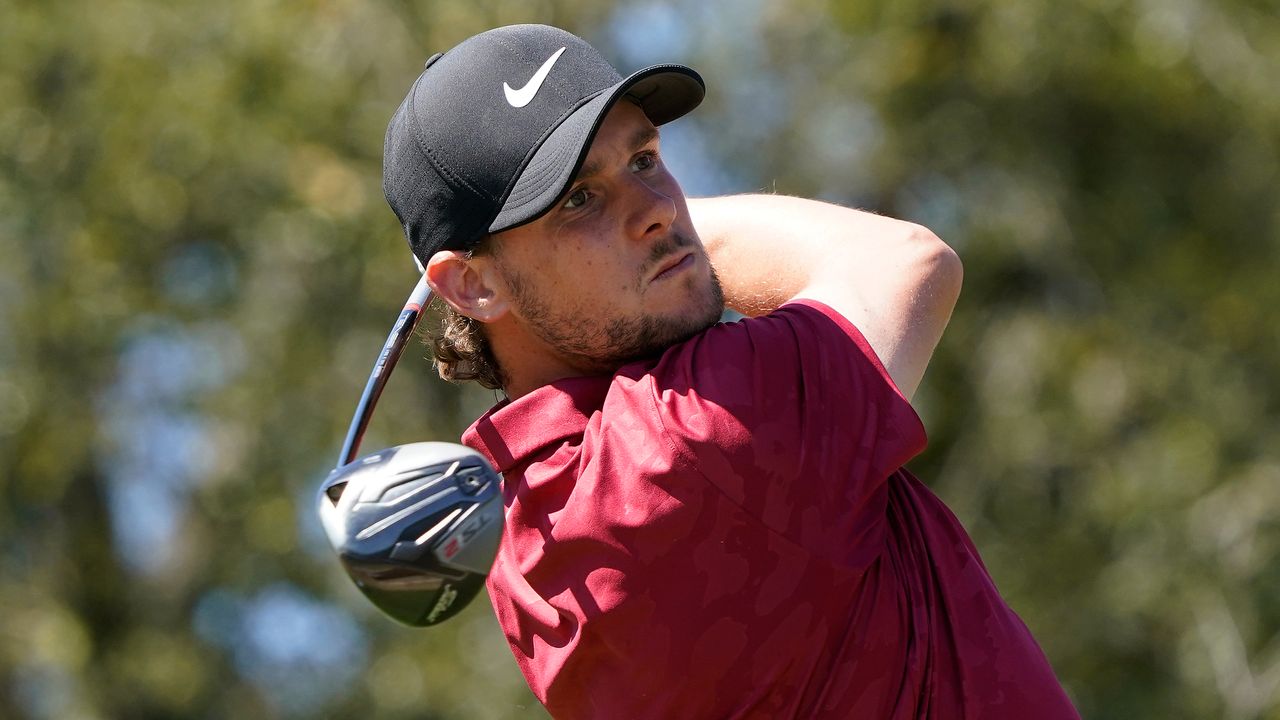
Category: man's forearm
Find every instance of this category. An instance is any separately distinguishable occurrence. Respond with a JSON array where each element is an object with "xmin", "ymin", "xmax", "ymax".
[
  {"xmin": 688, "ymin": 193, "xmax": 962, "ymax": 399},
  {"xmin": 690, "ymin": 194, "xmax": 952, "ymax": 315}
]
